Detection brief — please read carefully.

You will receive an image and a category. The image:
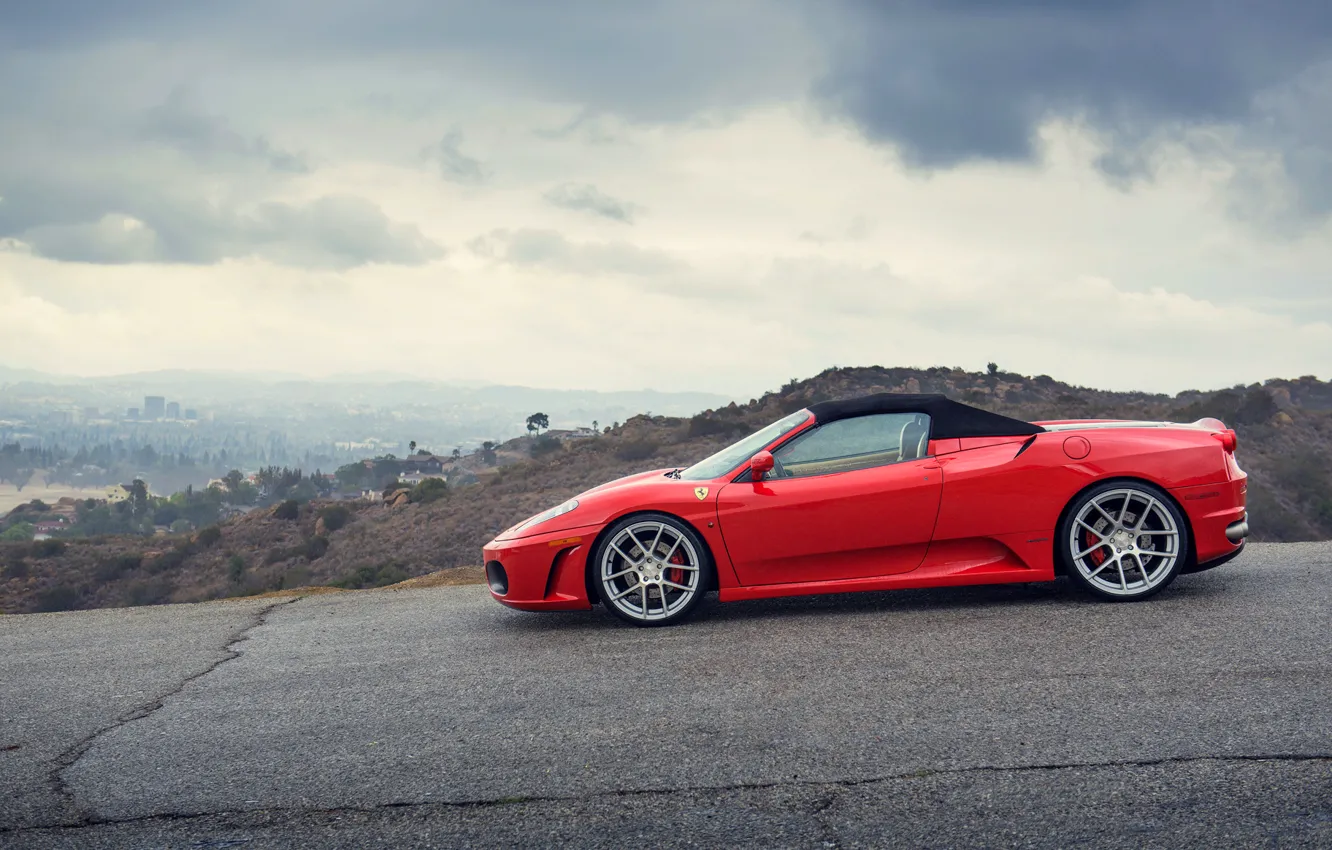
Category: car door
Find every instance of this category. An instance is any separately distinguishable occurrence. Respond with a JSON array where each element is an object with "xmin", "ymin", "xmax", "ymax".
[{"xmin": 715, "ymin": 412, "xmax": 943, "ymax": 586}]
